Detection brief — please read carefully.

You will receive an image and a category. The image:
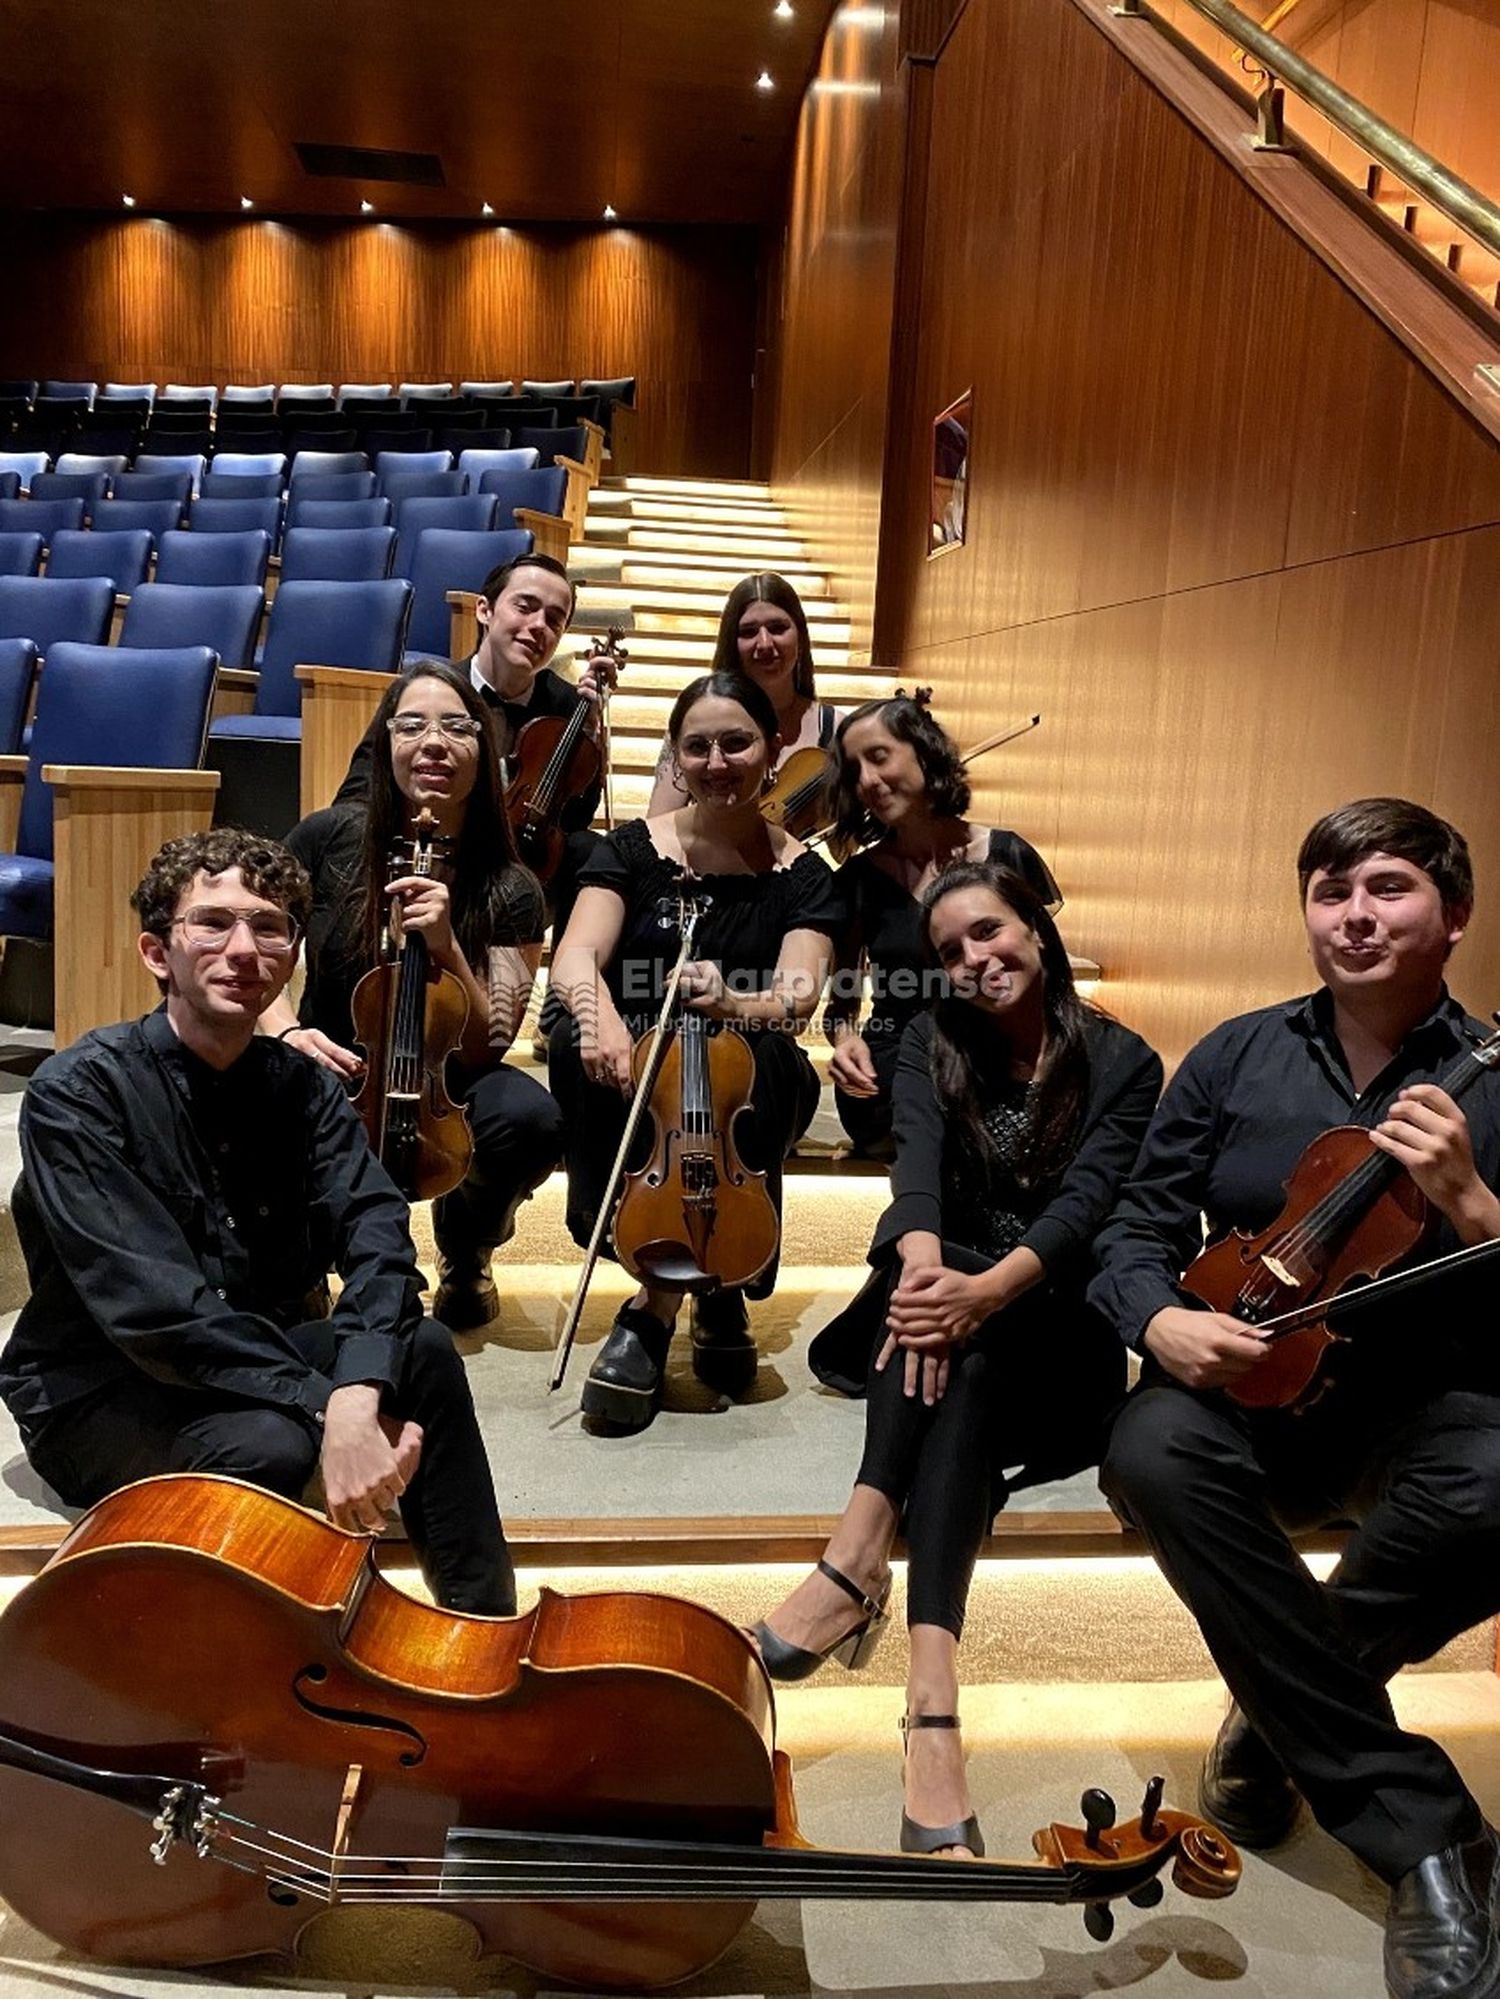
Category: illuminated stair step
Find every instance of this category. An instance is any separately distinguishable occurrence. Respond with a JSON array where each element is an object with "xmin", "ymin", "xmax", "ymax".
[{"xmin": 578, "ymin": 582, "xmax": 848, "ymax": 620}]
